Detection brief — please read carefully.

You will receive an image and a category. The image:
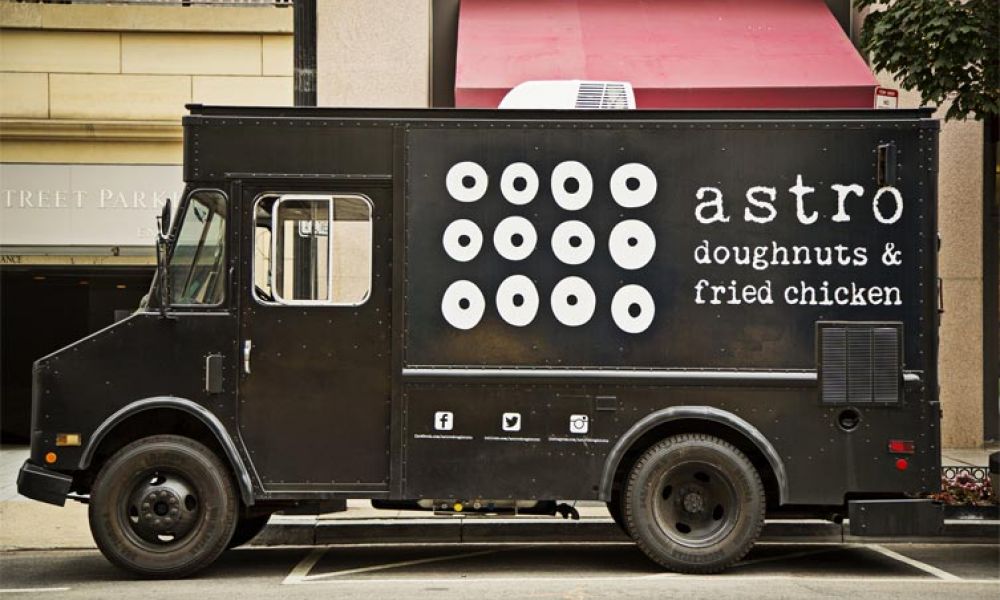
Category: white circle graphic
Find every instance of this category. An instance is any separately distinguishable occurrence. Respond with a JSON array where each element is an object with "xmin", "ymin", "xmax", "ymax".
[
  {"xmin": 611, "ymin": 285, "xmax": 656, "ymax": 334},
  {"xmin": 496, "ymin": 275, "xmax": 539, "ymax": 327},
  {"xmin": 610, "ymin": 163, "xmax": 657, "ymax": 208},
  {"xmin": 550, "ymin": 220, "xmax": 595, "ymax": 265},
  {"xmin": 446, "ymin": 161, "xmax": 488, "ymax": 202},
  {"xmin": 609, "ymin": 220, "xmax": 656, "ymax": 270},
  {"xmin": 550, "ymin": 161, "xmax": 593, "ymax": 211},
  {"xmin": 441, "ymin": 280, "xmax": 485, "ymax": 330},
  {"xmin": 442, "ymin": 219, "xmax": 483, "ymax": 262},
  {"xmin": 493, "ymin": 216, "xmax": 537, "ymax": 261},
  {"xmin": 500, "ymin": 162, "xmax": 539, "ymax": 205},
  {"xmin": 550, "ymin": 276, "xmax": 596, "ymax": 327}
]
